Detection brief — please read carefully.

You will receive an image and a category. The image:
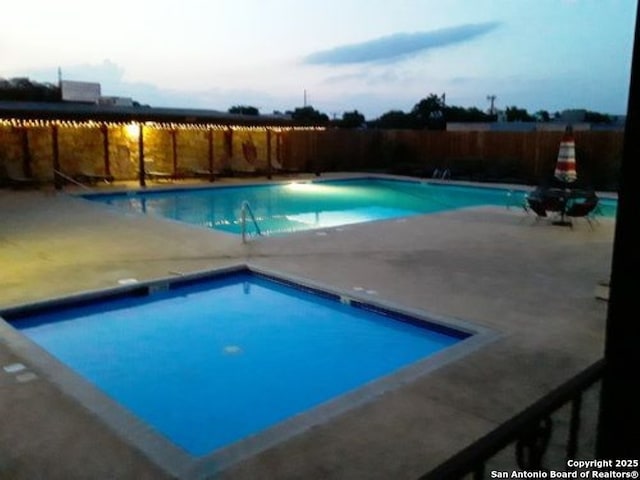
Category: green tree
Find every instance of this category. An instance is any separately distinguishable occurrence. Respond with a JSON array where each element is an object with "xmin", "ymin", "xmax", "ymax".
[
  {"xmin": 505, "ymin": 106, "xmax": 534, "ymax": 122},
  {"xmin": 228, "ymin": 105, "xmax": 259, "ymax": 115},
  {"xmin": 584, "ymin": 111, "xmax": 612, "ymax": 124},
  {"xmin": 336, "ymin": 110, "xmax": 365, "ymax": 128},
  {"xmin": 444, "ymin": 105, "xmax": 492, "ymax": 123},
  {"xmin": 0, "ymin": 77, "xmax": 60, "ymax": 102},
  {"xmin": 372, "ymin": 110, "xmax": 416, "ymax": 129},
  {"xmin": 411, "ymin": 93, "xmax": 445, "ymax": 129},
  {"xmin": 287, "ymin": 106, "xmax": 329, "ymax": 123},
  {"xmin": 535, "ymin": 110, "xmax": 551, "ymax": 122}
]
